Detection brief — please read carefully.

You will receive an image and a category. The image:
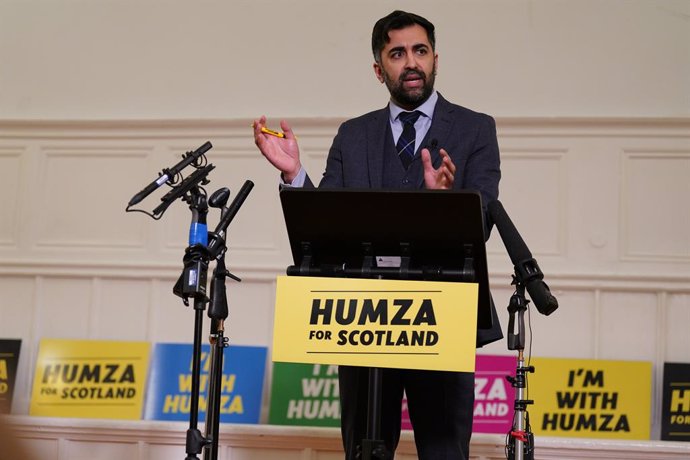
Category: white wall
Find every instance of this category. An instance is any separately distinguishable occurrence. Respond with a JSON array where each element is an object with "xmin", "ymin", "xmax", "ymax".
[
  {"xmin": 1, "ymin": 0, "xmax": 688, "ymax": 119},
  {"xmin": 0, "ymin": 0, "xmax": 689, "ymax": 447}
]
